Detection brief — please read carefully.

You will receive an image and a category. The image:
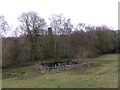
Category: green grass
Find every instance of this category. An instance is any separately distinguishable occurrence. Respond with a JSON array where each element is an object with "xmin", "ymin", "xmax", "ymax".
[
  {"xmin": 94, "ymin": 54, "xmax": 118, "ymax": 61},
  {"xmin": 2, "ymin": 54, "xmax": 118, "ymax": 88},
  {"xmin": 3, "ymin": 66, "xmax": 33, "ymax": 74}
]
